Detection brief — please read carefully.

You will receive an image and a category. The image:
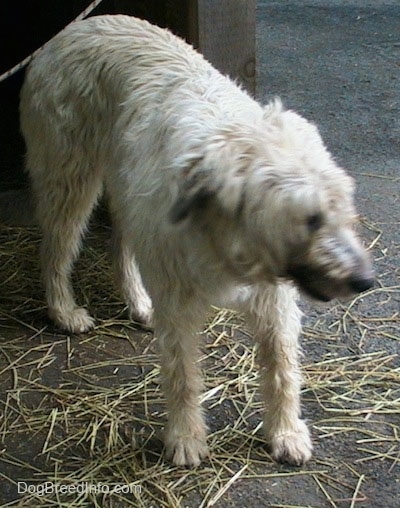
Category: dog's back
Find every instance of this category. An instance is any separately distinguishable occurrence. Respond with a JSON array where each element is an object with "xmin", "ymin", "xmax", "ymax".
[
  {"xmin": 20, "ymin": 15, "xmax": 215, "ymax": 173},
  {"xmin": 20, "ymin": 15, "xmax": 257, "ymax": 222}
]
